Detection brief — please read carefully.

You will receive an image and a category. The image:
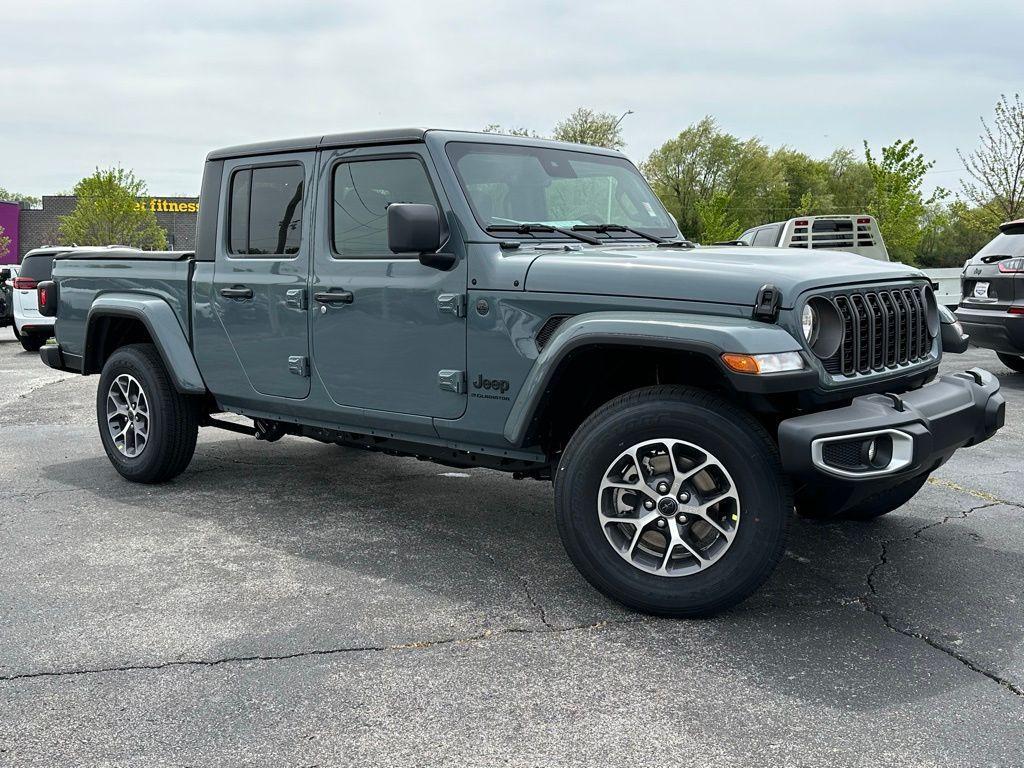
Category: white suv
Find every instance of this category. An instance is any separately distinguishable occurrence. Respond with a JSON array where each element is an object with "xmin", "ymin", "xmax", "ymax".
[{"xmin": 12, "ymin": 248, "xmax": 65, "ymax": 352}]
